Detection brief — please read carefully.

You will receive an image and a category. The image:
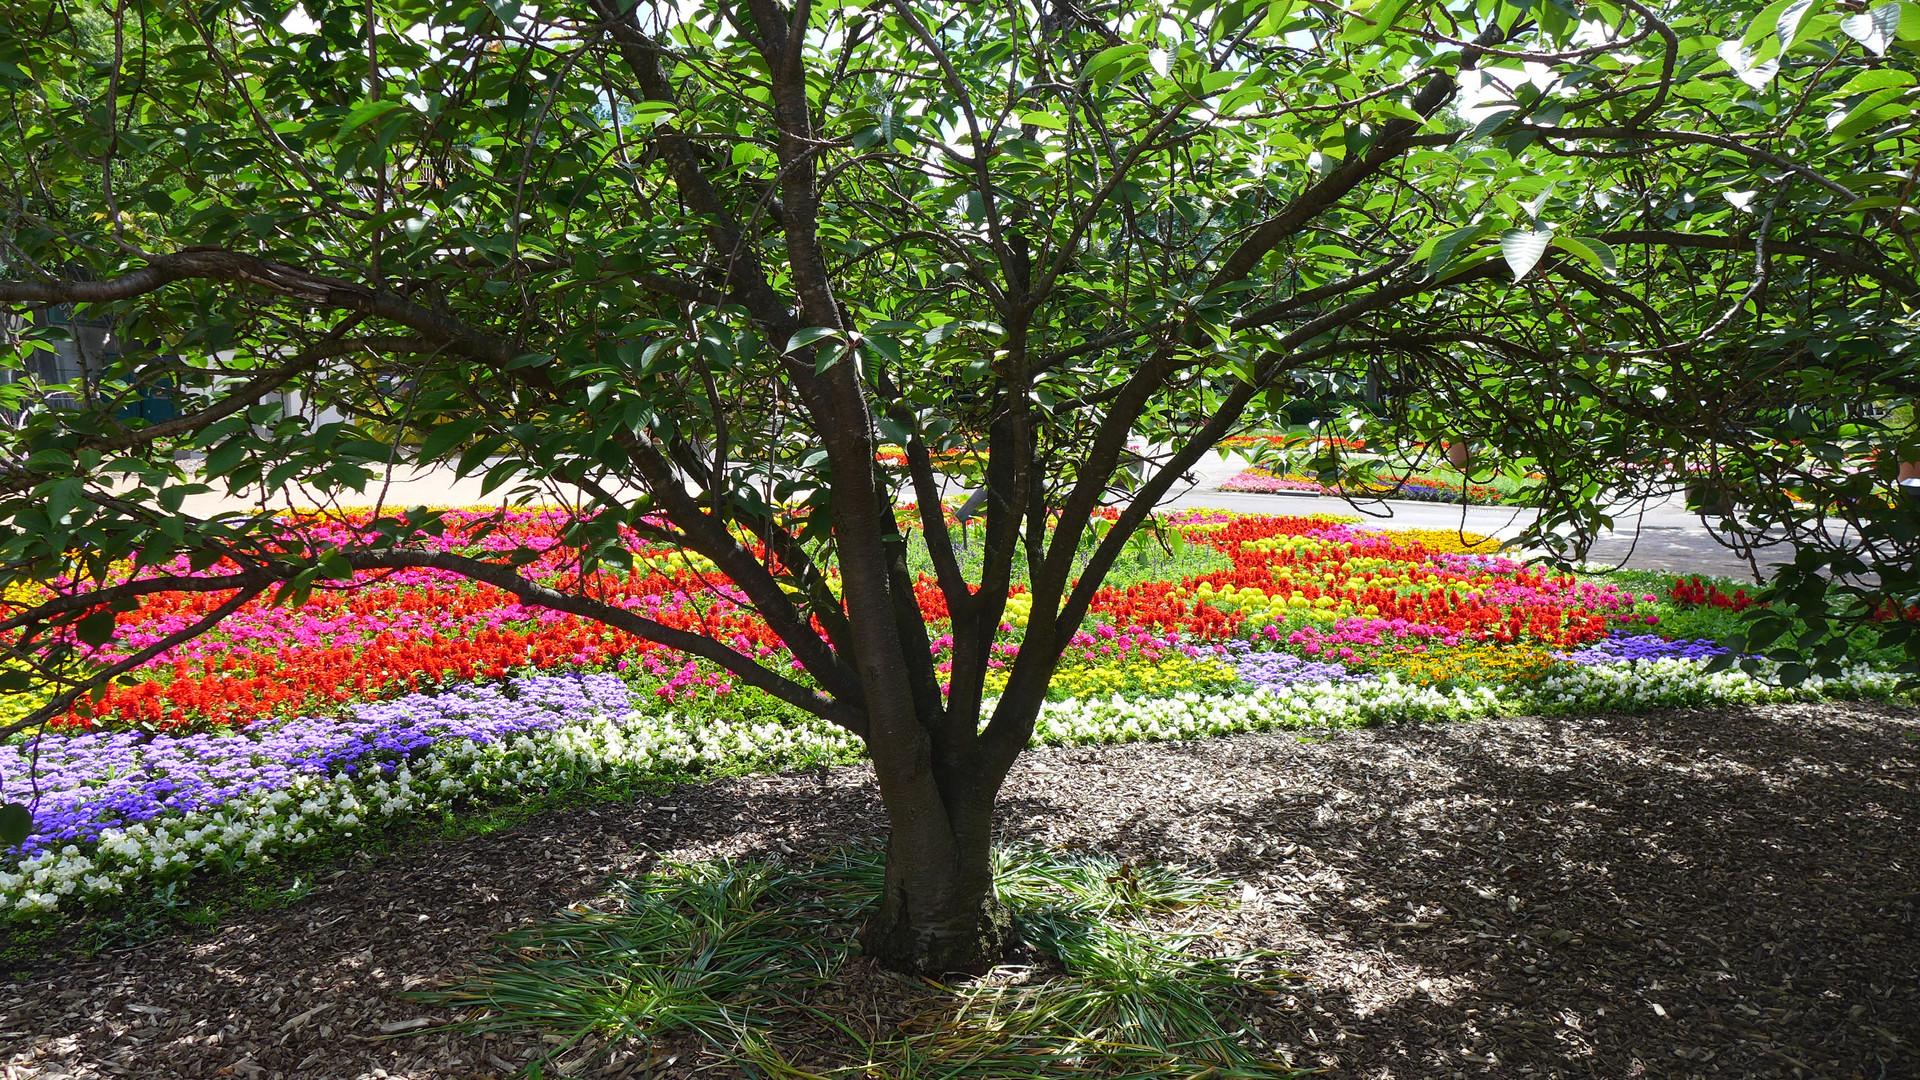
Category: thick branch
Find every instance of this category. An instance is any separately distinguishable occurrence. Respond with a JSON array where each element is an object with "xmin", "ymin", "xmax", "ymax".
[
  {"xmin": 1596, "ymin": 230, "xmax": 1918, "ymax": 296},
  {"xmin": 2, "ymin": 584, "xmax": 264, "ymax": 741},
  {"xmin": 0, "ymin": 250, "xmax": 520, "ymax": 363},
  {"xmin": 4, "ymin": 547, "xmax": 860, "ymax": 738}
]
